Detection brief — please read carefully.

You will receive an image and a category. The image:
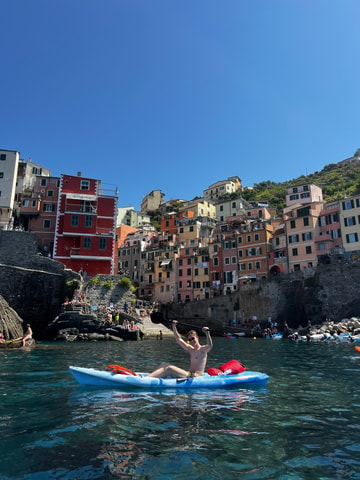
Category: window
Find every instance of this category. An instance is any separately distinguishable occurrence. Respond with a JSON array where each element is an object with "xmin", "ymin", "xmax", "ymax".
[
  {"xmin": 179, "ymin": 269, "xmax": 183, "ymax": 277},
  {"xmin": 342, "ymin": 199, "xmax": 354, "ymax": 210},
  {"xmin": 300, "ymin": 192, "xmax": 310, "ymax": 199},
  {"xmin": 47, "ymin": 190, "xmax": 54, "ymax": 197},
  {"xmin": 0, "ymin": 154, "xmax": 6, "ymax": 160},
  {"xmin": 303, "ymin": 217, "xmax": 309, "ymax": 226},
  {"xmin": 43, "ymin": 220, "xmax": 51, "ymax": 228},
  {"xmin": 247, "ymin": 235, "xmax": 251, "ymax": 242},
  {"xmin": 41, "ymin": 178, "xmax": 47, "ymax": 186},
  {"xmin": 297, "ymin": 206, "xmax": 310, "ymax": 217},
  {"xmin": 187, "ymin": 269, "xmax": 191, "ymax": 275},
  {"xmin": 232, "ymin": 256, "xmax": 237, "ymax": 264},
  {"xmin": 187, "ymin": 258, "xmax": 191, "ymax": 265},
  {"xmin": 43, "ymin": 204, "xmax": 55, "ymax": 212},
  {"xmin": 225, "ymin": 257, "xmax": 230, "ymax": 264},
  {"xmin": 290, "ymin": 220, "xmax": 296, "ymax": 229},
  {"xmin": 255, "ymin": 261, "xmax": 261, "ymax": 269},
  {"xmin": 220, "ymin": 205, "xmax": 223, "ymax": 211},
  {"xmin": 344, "ymin": 216, "xmax": 356, "ymax": 227},
  {"xmin": 239, "ymin": 263, "xmax": 245, "ymax": 271},
  {"xmin": 81, "ymin": 180, "xmax": 90, "ymax": 190},
  {"xmin": 213, "ymin": 257, "xmax": 219, "ymax": 266},
  {"xmin": 180, "ymin": 227, "xmax": 184, "ymax": 233},
  {"xmin": 187, "ymin": 281, "xmax": 191, "ymax": 288},
  {"xmin": 302, "ymin": 232, "xmax": 312, "ymax": 241},
  {"xmin": 220, "ymin": 216, "xmax": 224, "ymax": 222},
  {"xmin": 71, "ymin": 215, "xmax": 79, "ymax": 226},
  {"xmin": 83, "ymin": 237, "xmax": 91, "ymax": 248},
  {"xmin": 306, "ymin": 246, "xmax": 312, "ymax": 254},
  {"xmin": 214, "ymin": 245, "xmax": 218, "ymax": 253},
  {"xmin": 0, "ymin": 173, "xmax": 3, "ymax": 178},
  {"xmin": 189, "ymin": 226, "xmax": 194, "ymax": 232},
  {"xmin": 290, "ymin": 194, "xmax": 299, "ymax": 201},
  {"xmin": 238, "ymin": 250, "xmax": 243, "ymax": 257},
  {"xmin": 99, "ymin": 238, "xmax": 106, "ymax": 249},
  {"xmin": 248, "ymin": 262, "xmax": 252, "ymax": 270},
  {"xmin": 232, "ymin": 202, "xmax": 236, "ymax": 208},
  {"xmin": 289, "ymin": 234, "xmax": 299, "ymax": 243},
  {"xmin": 292, "ymin": 248, "xmax": 298, "ymax": 256},
  {"xmin": 275, "ymin": 238, "xmax": 280, "ymax": 246},
  {"xmin": 346, "ymin": 233, "xmax": 358, "ymax": 243},
  {"xmin": 194, "ymin": 268, "xmax": 199, "ymax": 276},
  {"xmin": 238, "ymin": 237, "xmax": 243, "ymax": 244}
]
